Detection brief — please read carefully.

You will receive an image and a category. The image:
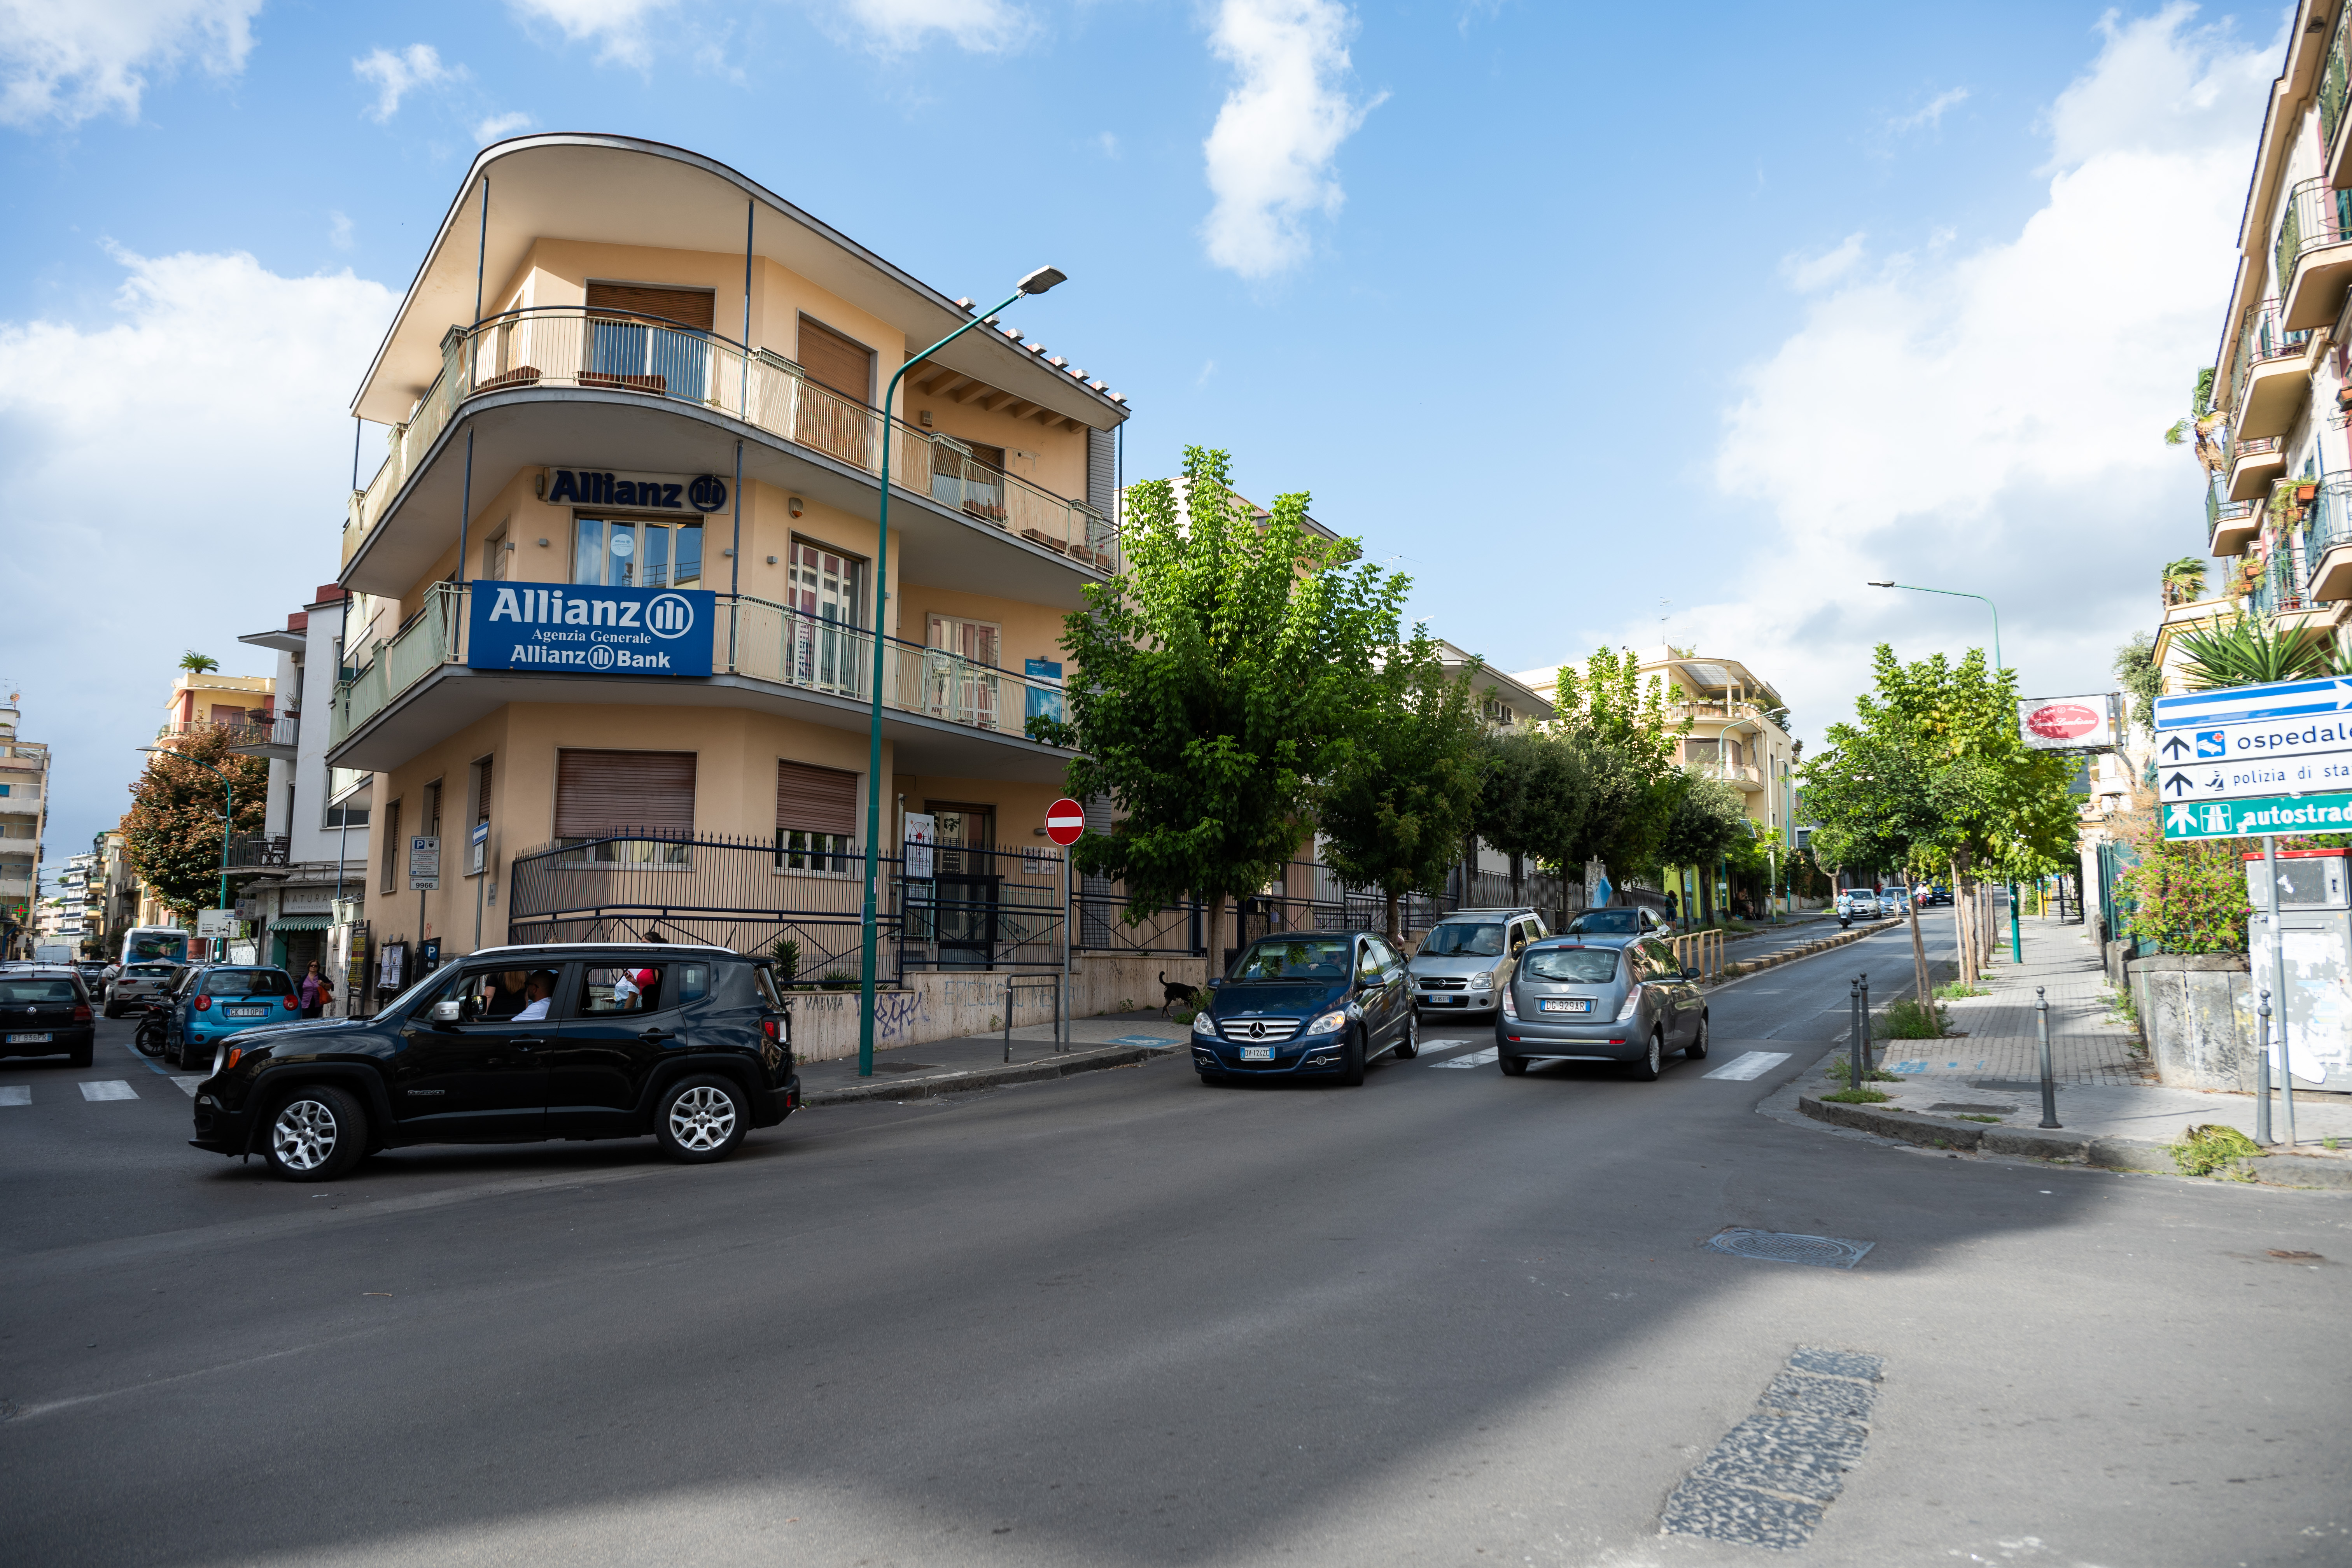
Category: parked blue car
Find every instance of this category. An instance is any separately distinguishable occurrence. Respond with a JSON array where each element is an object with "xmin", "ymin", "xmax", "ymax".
[
  {"xmin": 165, "ymin": 965, "xmax": 302, "ymax": 1070},
  {"xmin": 1191, "ymin": 931, "xmax": 1418, "ymax": 1086}
]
